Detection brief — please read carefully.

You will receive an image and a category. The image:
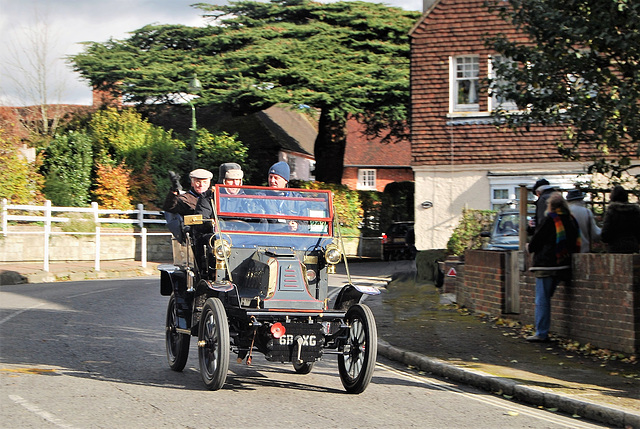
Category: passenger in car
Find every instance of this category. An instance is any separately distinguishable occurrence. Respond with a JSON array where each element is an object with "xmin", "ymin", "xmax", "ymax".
[
  {"xmin": 265, "ymin": 161, "xmax": 305, "ymax": 232},
  {"xmin": 194, "ymin": 163, "xmax": 245, "ymax": 233}
]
